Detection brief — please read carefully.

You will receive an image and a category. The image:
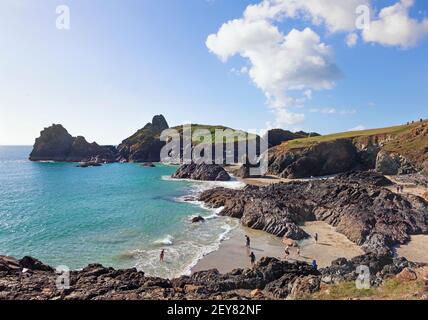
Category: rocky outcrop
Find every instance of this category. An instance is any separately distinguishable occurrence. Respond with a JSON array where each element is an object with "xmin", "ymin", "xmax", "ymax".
[
  {"xmin": 191, "ymin": 216, "xmax": 205, "ymax": 223},
  {"xmin": 29, "ymin": 124, "xmax": 118, "ymax": 163},
  {"xmin": 266, "ymin": 129, "xmax": 320, "ymax": 148},
  {"xmin": 268, "ymin": 121, "xmax": 428, "ymax": 179},
  {"xmin": 0, "ymin": 255, "xmax": 320, "ymax": 300},
  {"xmin": 199, "ymin": 171, "xmax": 428, "ymax": 254},
  {"xmin": 172, "ymin": 163, "xmax": 231, "ymax": 181},
  {"xmin": 117, "ymin": 115, "xmax": 169, "ymax": 163},
  {"xmin": 268, "ymin": 139, "xmax": 361, "ymax": 179},
  {"xmin": 319, "ymin": 253, "xmax": 423, "ymax": 287},
  {"xmin": 375, "ymin": 151, "xmax": 416, "ymax": 175},
  {"xmin": 0, "ymin": 252, "xmax": 421, "ymax": 300}
]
